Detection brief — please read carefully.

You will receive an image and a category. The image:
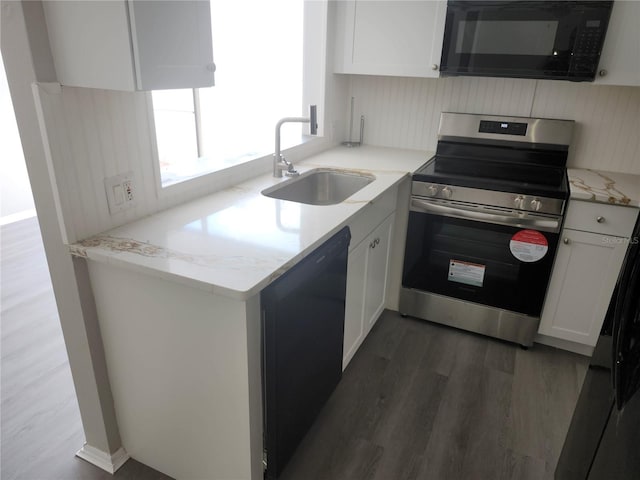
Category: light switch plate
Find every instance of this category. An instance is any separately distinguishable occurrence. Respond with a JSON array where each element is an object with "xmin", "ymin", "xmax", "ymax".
[{"xmin": 105, "ymin": 172, "xmax": 136, "ymax": 214}]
